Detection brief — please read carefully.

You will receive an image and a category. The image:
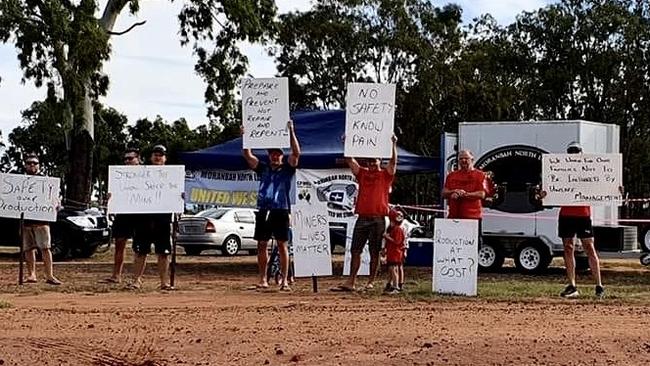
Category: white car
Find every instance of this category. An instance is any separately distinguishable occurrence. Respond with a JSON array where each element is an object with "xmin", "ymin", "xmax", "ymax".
[{"xmin": 177, "ymin": 207, "xmax": 257, "ymax": 256}]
